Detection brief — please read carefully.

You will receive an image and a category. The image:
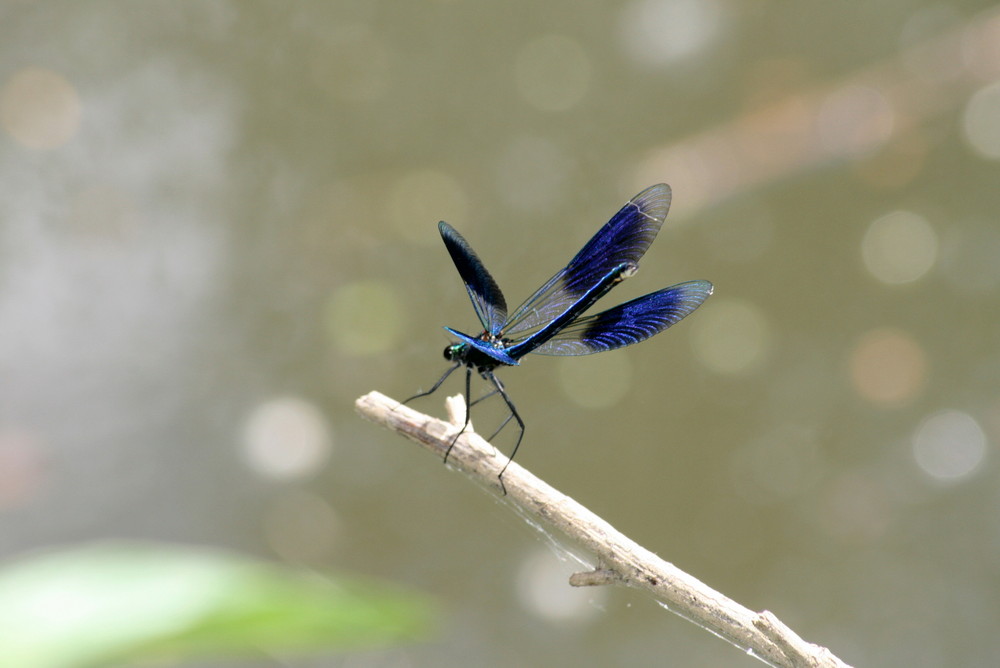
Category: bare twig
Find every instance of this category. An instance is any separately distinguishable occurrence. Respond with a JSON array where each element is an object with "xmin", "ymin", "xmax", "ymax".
[{"xmin": 355, "ymin": 391, "xmax": 852, "ymax": 668}]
